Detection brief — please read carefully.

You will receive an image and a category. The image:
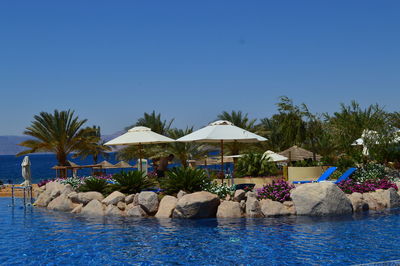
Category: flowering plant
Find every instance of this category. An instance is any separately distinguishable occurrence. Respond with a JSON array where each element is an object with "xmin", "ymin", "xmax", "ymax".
[
  {"xmin": 203, "ymin": 181, "xmax": 235, "ymax": 199},
  {"xmin": 337, "ymin": 178, "xmax": 398, "ymax": 194},
  {"xmin": 37, "ymin": 179, "xmax": 54, "ymax": 187},
  {"xmin": 256, "ymin": 180, "xmax": 294, "ymax": 203}
]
